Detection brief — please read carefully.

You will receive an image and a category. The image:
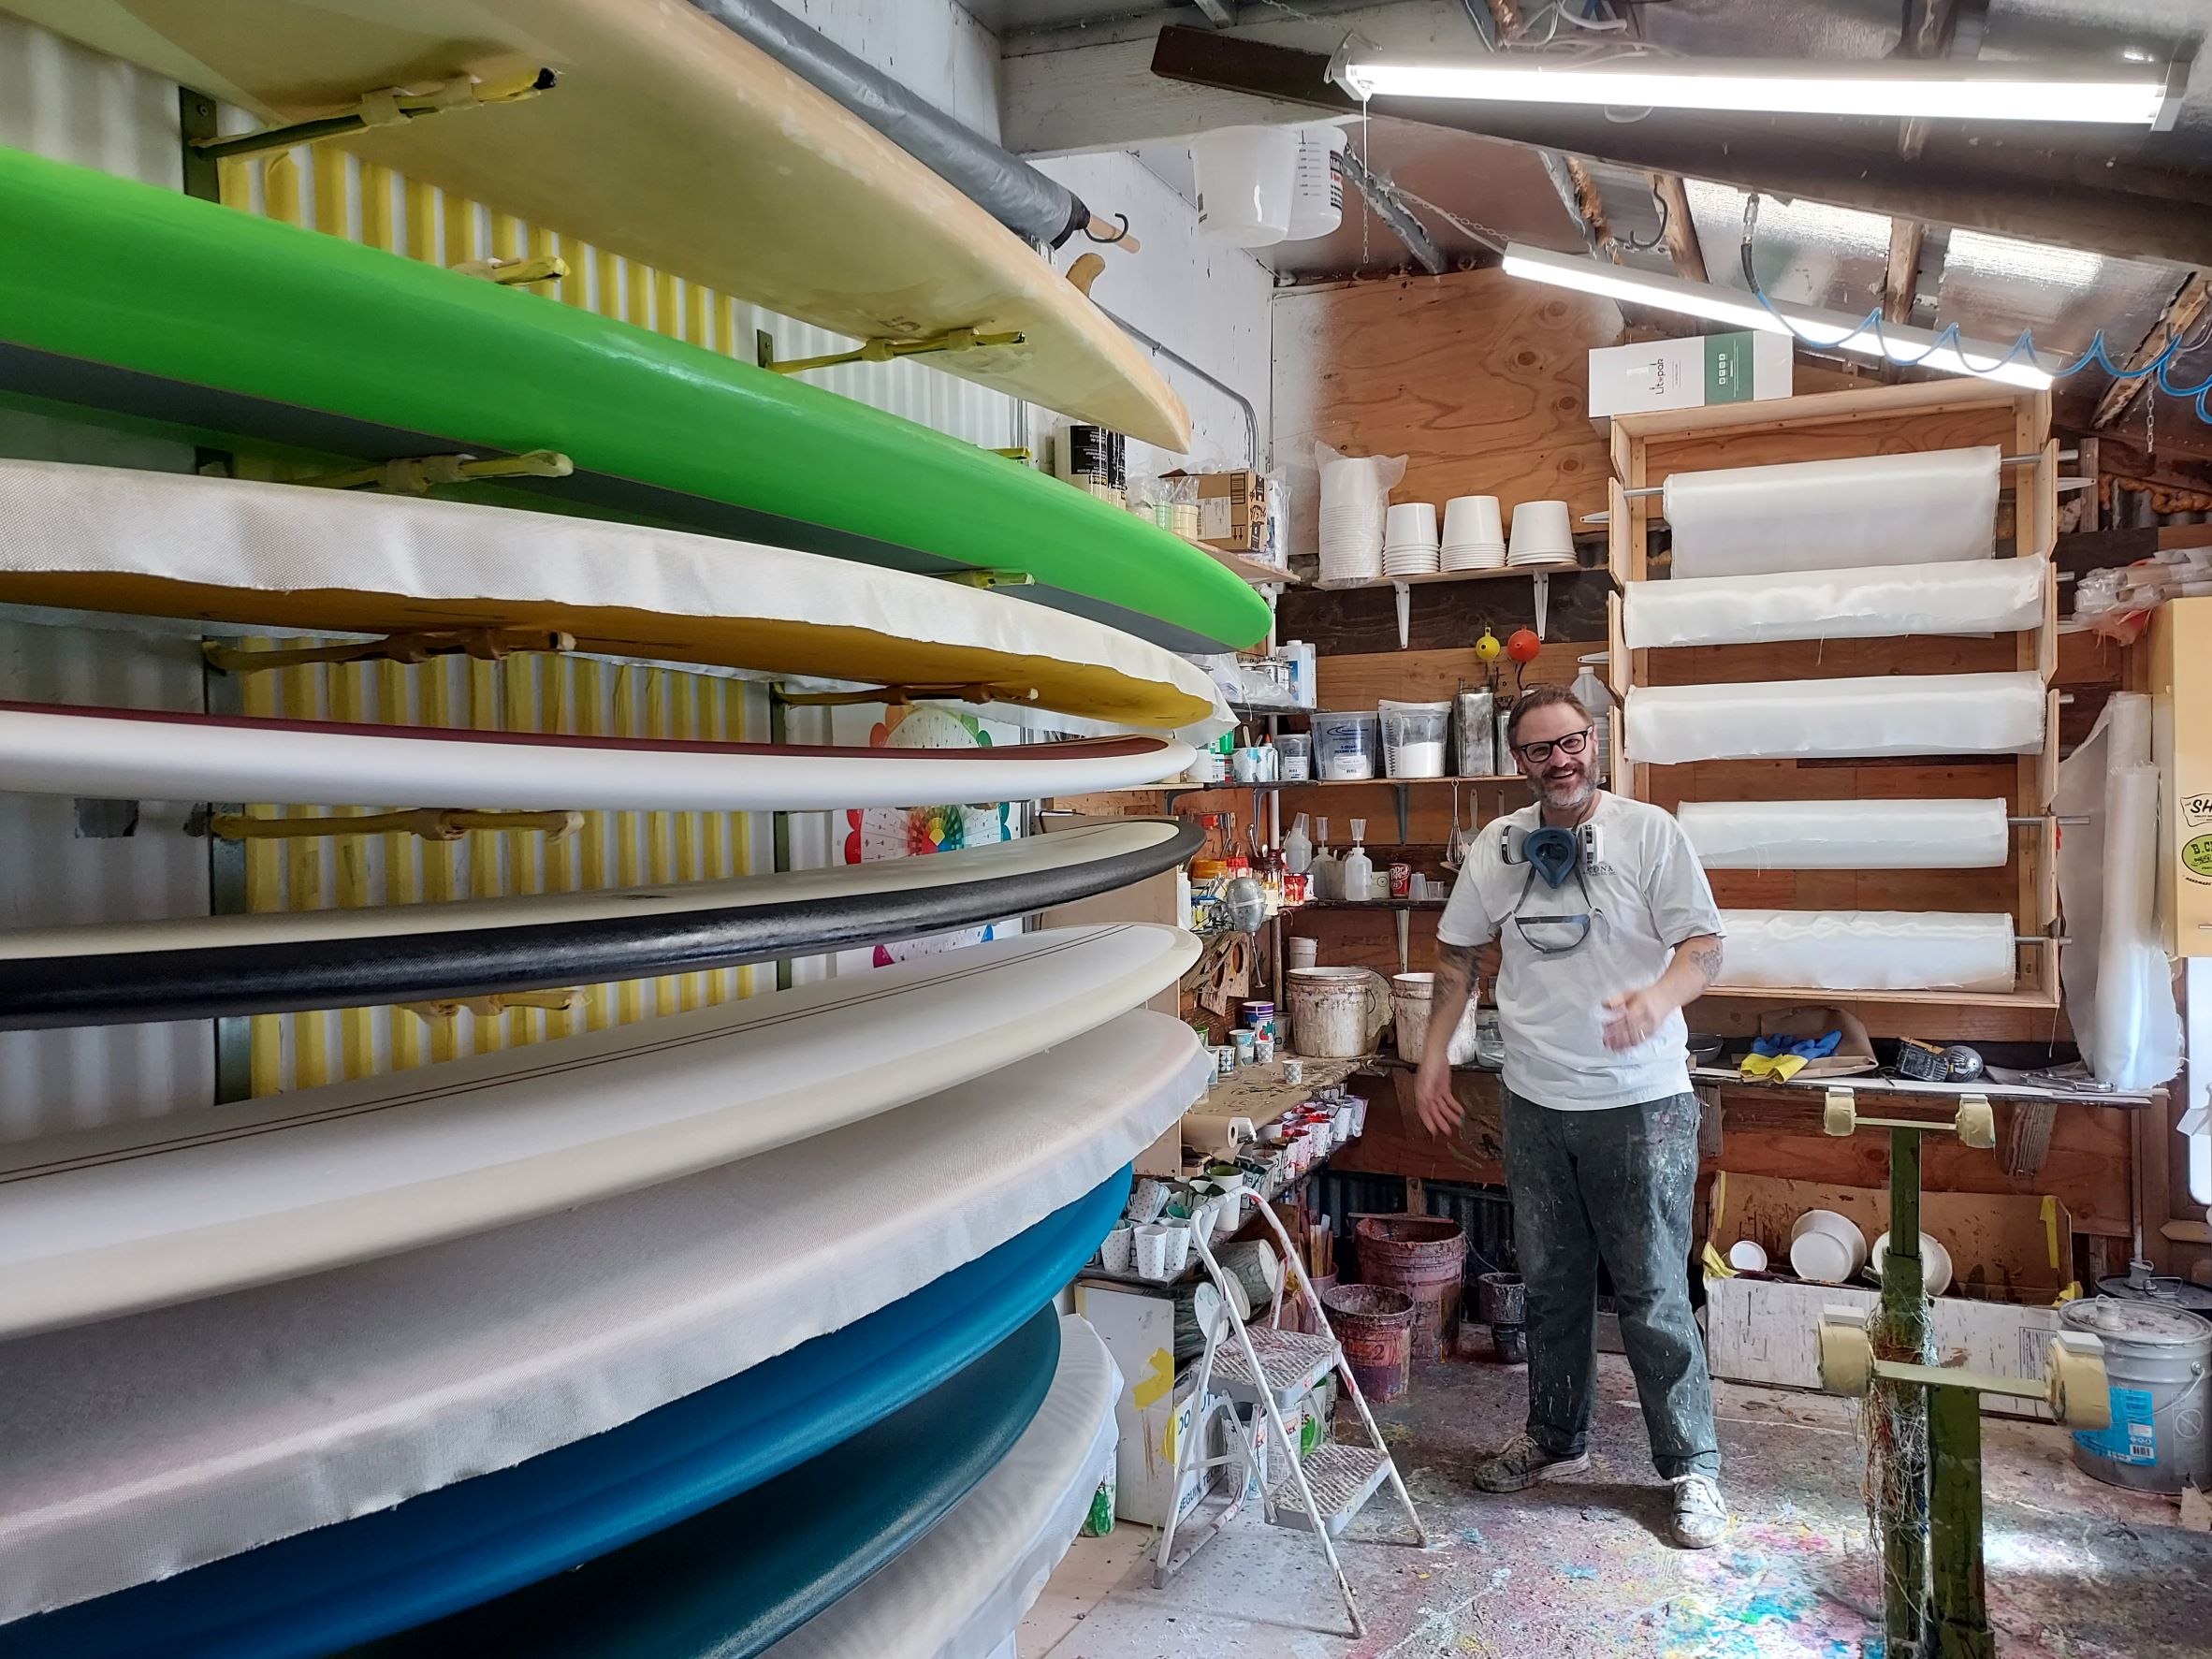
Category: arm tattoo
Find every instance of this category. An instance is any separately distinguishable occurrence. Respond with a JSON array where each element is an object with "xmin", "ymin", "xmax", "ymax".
[
  {"xmin": 1682, "ymin": 939, "xmax": 1723, "ymax": 988},
  {"xmin": 1435, "ymin": 939, "xmax": 1479, "ymax": 1001}
]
